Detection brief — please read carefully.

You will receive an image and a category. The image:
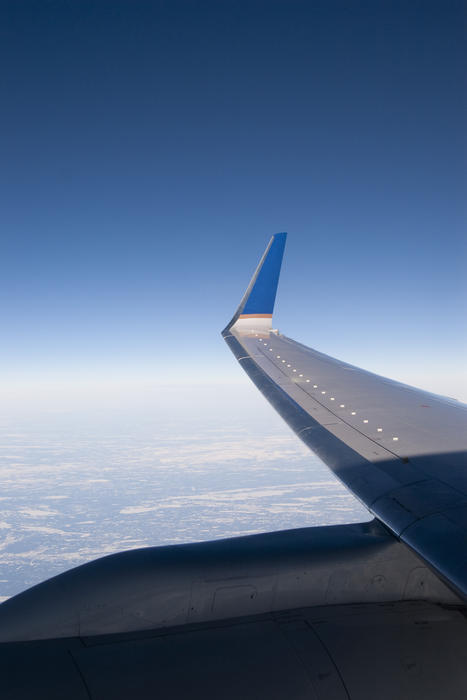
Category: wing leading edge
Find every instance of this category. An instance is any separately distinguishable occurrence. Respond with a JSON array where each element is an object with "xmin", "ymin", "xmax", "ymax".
[{"xmin": 223, "ymin": 233, "xmax": 467, "ymax": 599}]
